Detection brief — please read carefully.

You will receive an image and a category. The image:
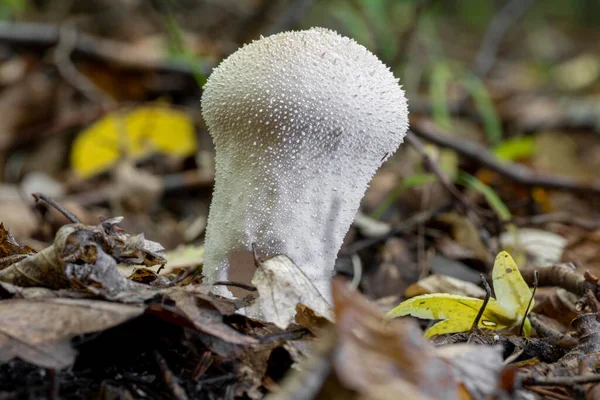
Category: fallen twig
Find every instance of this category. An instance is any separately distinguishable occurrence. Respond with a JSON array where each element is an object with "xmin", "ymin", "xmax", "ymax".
[
  {"xmin": 341, "ymin": 203, "xmax": 452, "ymax": 255},
  {"xmin": 154, "ymin": 351, "xmax": 189, "ymax": 400},
  {"xmin": 257, "ymin": 327, "xmax": 312, "ymax": 344},
  {"xmin": 509, "ymin": 213, "xmax": 600, "ymax": 231},
  {"xmin": 520, "ymin": 270, "xmax": 538, "ymax": 336},
  {"xmin": 411, "ymin": 120, "xmax": 600, "ymax": 195},
  {"xmin": 233, "ymin": 0, "xmax": 314, "ymax": 51},
  {"xmin": 54, "ymin": 24, "xmax": 115, "ymax": 104},
  {"xmin": 528, "ymin": 313, "xmax": 573, "ymax": 345},
  {"xmin": 32, "ymin": 192, "xmax": 80, "ymax": 223},
  {"xmin": 472, "ymin": 0, "xmax": 536, "ymax": 78},
  {"xmin": 520, "ymin": 264, "xmax": 598, "ymax": 299},
  {"xmin": 406, "ymin": 131, "xmax": 495, "ymax": 256},
  {"xmin": 524, "ymin": 373, "xmax": 600, "ymax": 387},
  {"xmin": 389, "ymin": 0, "xmax": 437, "ymax": 69},
  {"xmin": 212, "ymin": 281, "xmax": 257, "ymax": 292},
  {"xmin": 0, "ymin": 21, "xmax": 211, "ymax": 76},
  {"xmin": 468, "ymin": 273, "xmax": 492, "ymax": 341}
]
